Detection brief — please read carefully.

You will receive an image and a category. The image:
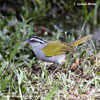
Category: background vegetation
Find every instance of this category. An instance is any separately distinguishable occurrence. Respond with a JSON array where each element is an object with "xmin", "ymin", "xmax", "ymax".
[{"xmin": 0, "ymin": 0, "xmax": 100, "ymax": 100}]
